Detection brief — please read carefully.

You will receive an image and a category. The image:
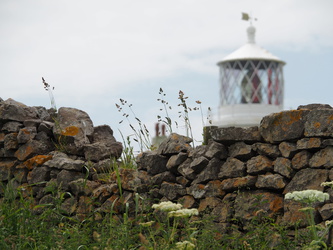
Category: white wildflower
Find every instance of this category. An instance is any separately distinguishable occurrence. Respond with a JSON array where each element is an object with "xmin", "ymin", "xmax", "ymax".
[
  {"xmin": 168, "ymin": 208, "xmax": 199, "ymax": 218},
  {"xmin": 175, "ymin": 240, "xmax": 195, "ymax": 250},
  {"xmin": 321, "ymin": 181, "xmax": 333, "ymax": 188},
  {"xmin": 325, "ymin": 220, "xmax": 333, "ymax": 227},
  {"xmin": 152, "ymin": 201, "xmax": 183, "ymax": 212},
  {"xmin": 285, "ymin": 190, "xmax": 329, "ymax": 203}
]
